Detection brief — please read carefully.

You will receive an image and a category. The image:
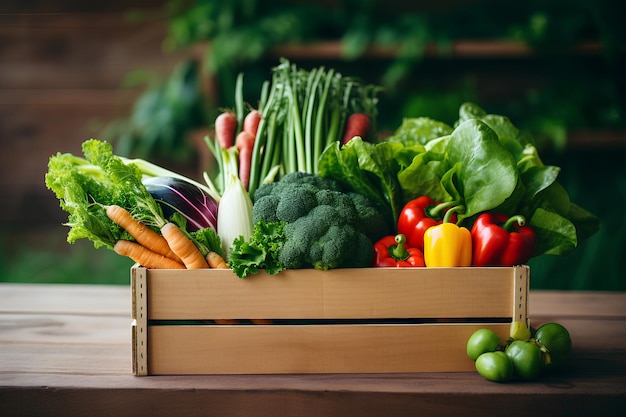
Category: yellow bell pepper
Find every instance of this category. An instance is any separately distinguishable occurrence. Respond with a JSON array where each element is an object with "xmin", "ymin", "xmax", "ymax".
[{"xmin": 423, "ymin": 222, "xmax": 472, "ymax": 267}]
